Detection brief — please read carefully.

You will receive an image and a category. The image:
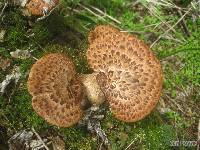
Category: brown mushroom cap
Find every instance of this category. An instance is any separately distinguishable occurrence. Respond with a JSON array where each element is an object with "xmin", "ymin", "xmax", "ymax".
[
  {"xmin": 88, "ymin": 25, "xmax": 119, "ymax": 44},
  {"xmin": 26, "ymin": 0, "xmax": 59, "ymax": 16},
  {"xmin": 87, "ymin": 25, "xmax": 163, "ymax": 122},
  {"xmin": 28, "ymin": 53, "xmax": 83, "ymax": 127}
]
